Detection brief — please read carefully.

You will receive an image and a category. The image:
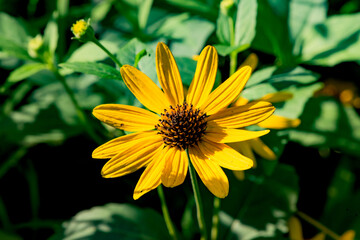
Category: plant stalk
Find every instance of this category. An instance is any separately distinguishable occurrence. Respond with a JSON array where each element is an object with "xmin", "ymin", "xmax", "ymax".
[{"xmin": 157, "ymin": 185, "xmax": 178, "ymax": 240}]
